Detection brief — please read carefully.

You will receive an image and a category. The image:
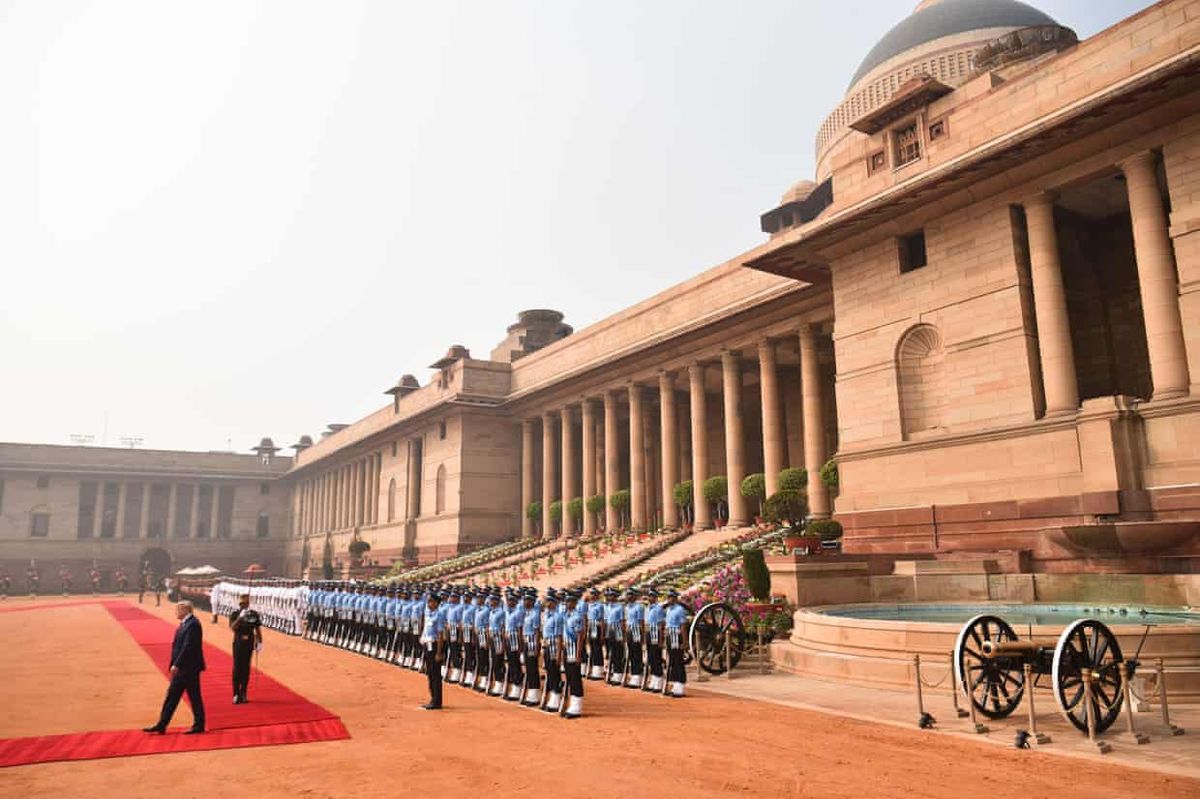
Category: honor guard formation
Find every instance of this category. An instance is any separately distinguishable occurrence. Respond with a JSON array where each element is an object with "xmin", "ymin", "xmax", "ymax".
[{"xmin": 208, "ymin": 578, "xmax": 692, "ymax": 718}]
